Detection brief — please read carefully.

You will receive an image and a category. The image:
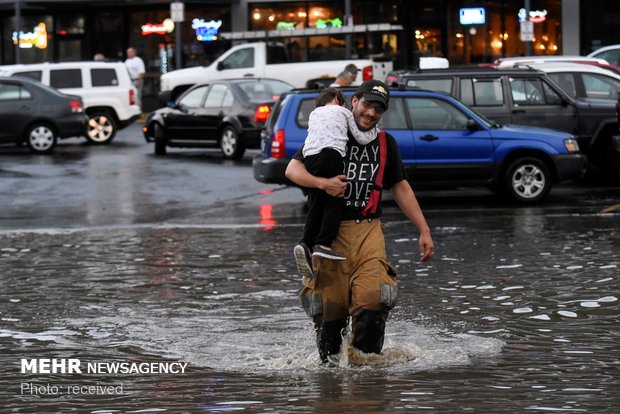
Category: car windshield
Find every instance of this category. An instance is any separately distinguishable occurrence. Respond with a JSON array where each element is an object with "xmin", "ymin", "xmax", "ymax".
[{"xmin": 236, "ymin": 79, "xmax": 293, "ymax": 101}]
